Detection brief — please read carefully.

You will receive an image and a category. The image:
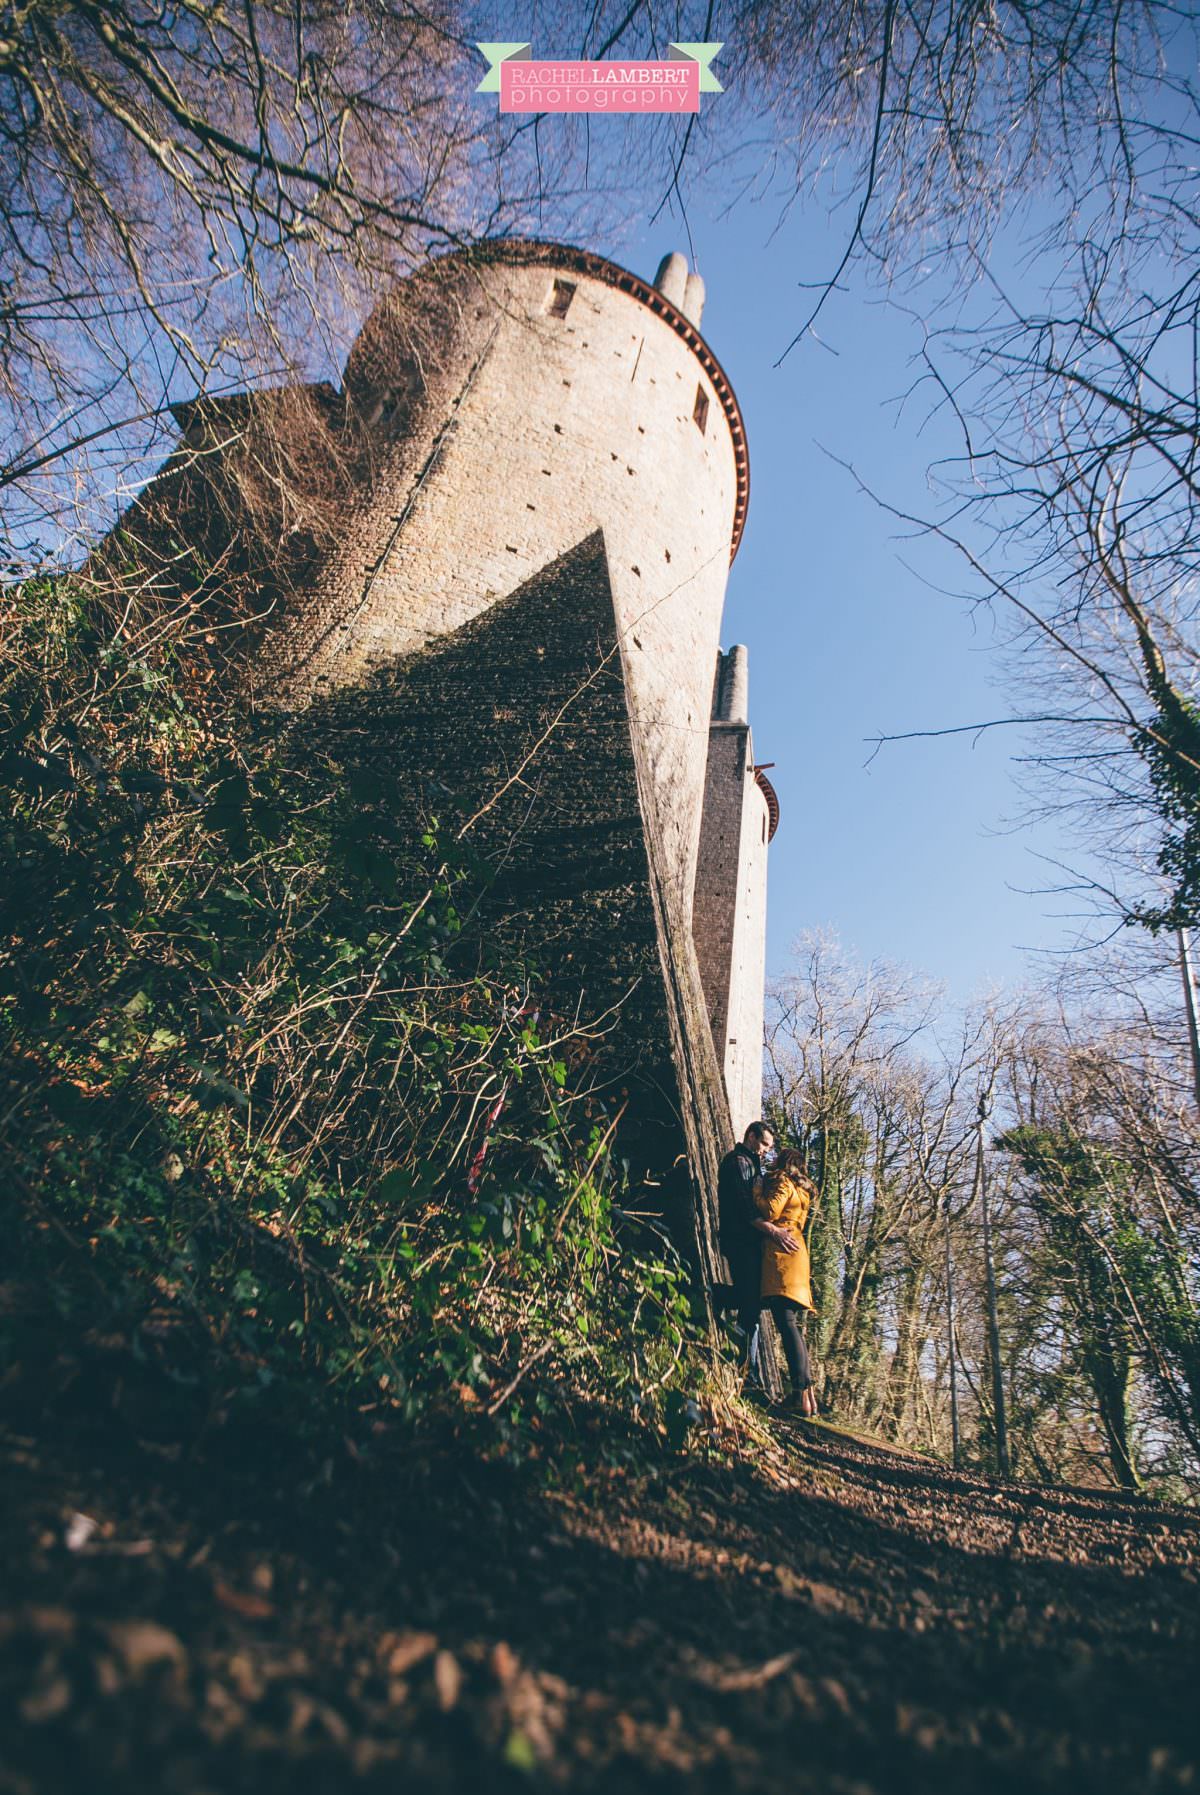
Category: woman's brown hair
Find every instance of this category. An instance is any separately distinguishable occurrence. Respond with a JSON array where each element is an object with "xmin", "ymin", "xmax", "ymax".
[{"xmin": 776, "ymin": 1147, "xmax": 807, "ymax": 1178}]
